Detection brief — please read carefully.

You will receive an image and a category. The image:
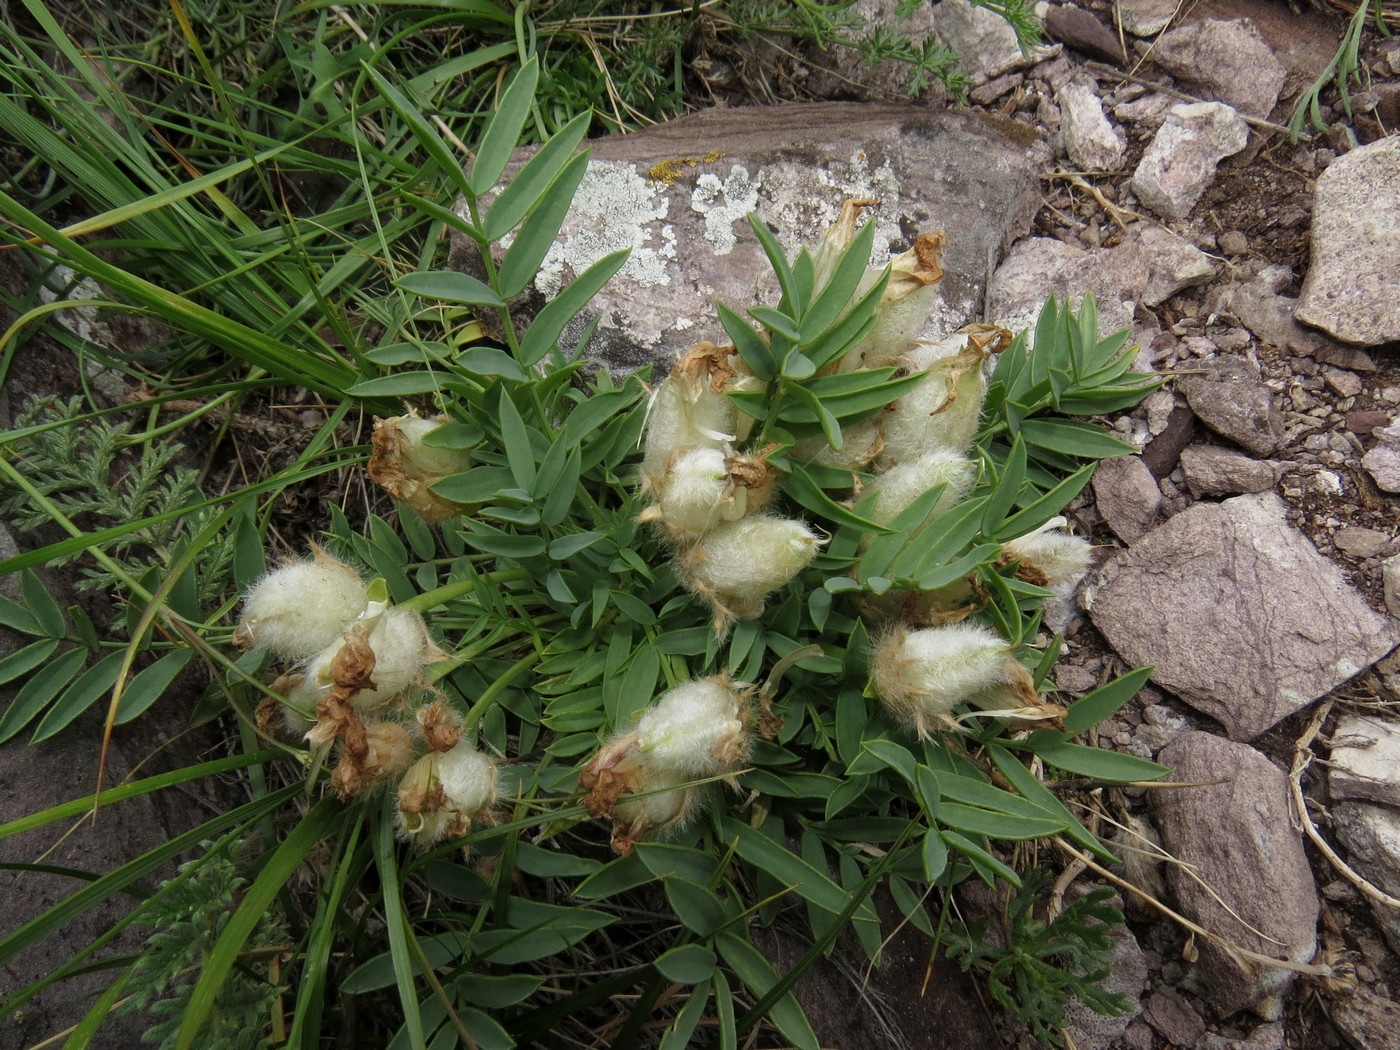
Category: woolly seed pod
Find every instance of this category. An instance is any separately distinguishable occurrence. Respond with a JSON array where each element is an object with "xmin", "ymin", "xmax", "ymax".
[
  {"xmin": 641, "ymin": 446, "xmax": 778, "ymax": 538},
  {"xmin": 287, "ymin": 604, "xmax": 441, "ymax": 717},
  {"xmin": 871, "ymin": 624, "xmax": 1036, "ymax": 737},
  {"xmin": 580, "ymin": 676, "xmax": 753, "ymax": 854},
  {"xmin": 842, "ymin": 232, "xmax": 947, "ymax": 372},
  {"xmin": 234, "ymin": 549, "xmax": 369, "ymax": 662},
  {"xmin": 792, "ymin": 415, "xmax": 884, "ymax": 473},
  {"xmin": 1000, "ymin": 519, "xmax": 1093, "ymax": 588},
  {"xmin": 862, "ymin": 450, "xmax": 977, "ymax": 529},
  {"xmin": 396, "ymin": 740, "xmax": 498, "ymax": 849},
  {"xmin": 678, "ymin": 516, "xmax": 824, "ymax": 627},
  {"xmin": 368, "ymin": 413, "xmax": 472, "ymax": 523},
  {"xmin": 876, "ymin": 342, "xmax": 989, "ymax": 468}
]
